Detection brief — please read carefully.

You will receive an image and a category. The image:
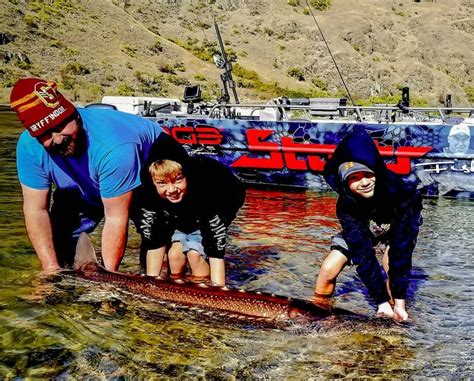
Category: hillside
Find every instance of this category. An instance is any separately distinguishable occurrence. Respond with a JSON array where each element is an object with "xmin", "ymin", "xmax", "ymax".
[{"xmin": 0, "ymin": 0, "xmax": 473, "ymax": 106}]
